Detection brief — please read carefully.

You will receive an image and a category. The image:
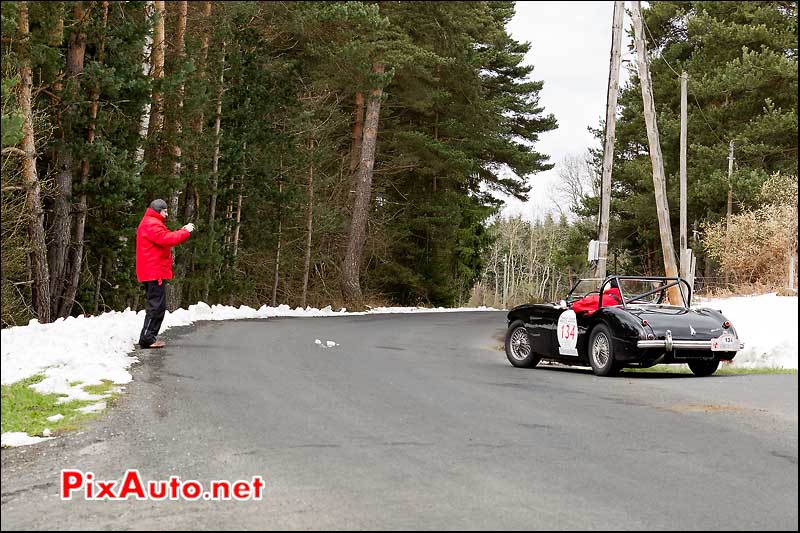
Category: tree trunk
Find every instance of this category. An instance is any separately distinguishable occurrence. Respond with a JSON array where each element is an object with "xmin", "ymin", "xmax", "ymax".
[
  {"xmin": 272, "ymin": 180, "xmax": 283, "ymax": 307},
  {"xmin": 231, "ymin": 140, "xmax": 246, "ymax": 270},
  {"xmin": 301, "ymin": 138, "xmax": 315, "ymax": 308},
  {"xmin": 203, "ymin": 43, "xmax": 225, "ymax": 303},
  {"xmin": 168, "ymin": 0, "xmax": 187, "ymax": 219},
  {"xmin": 508, "ymin": 223, "xmax": 516, "ymax": 299},
  {"xmin": 342, "ymin": 63, "xmax": 385, "ymax": 309},
  {"xmin": 493, "ymin": 247, "xmax": 499, "ymax": 306},
  {"xmin": 144, "ymin": 0, "xmax": 166, "ymax": 175},
  {"xmin": 93, "ymin": 260, "xmax": 103, "ymax": 315},
  {"xmin": 502, "ymin": 253, "xmax": 508, "ymax": 308},
  {"xmin": 47, "ymin": 3, "xmax": 65, "ymax": 45},
  {"xmin": 433, "ymin": 109, "xmax": 439, "ymax": 193},
  {"xmin": 232, "ymin": 180, "xmax": 243, "ymax": 268},
  {"xmin": 167, "ymin": 0, "xmax": 188, "ymax": 312},
  {"xmin": 528, "ymin": 225, "xmax": 534, "ymax": 287},
  {"xmin": 61, "ymin": 0, "xmax": 108, "ymax": 318},
  {"xmin": 631, "ymin": 1, "xmax": 681, "ymax": 305},
  {"xmin": 188, "ymin": 0, "xmax": 212, "ymax": 214},
  {"xmin": 171, "ymin": 2, "xmax": 209, "ymax": 307},
  {"xmin": 49, "ymin": 146, "xmax": 72, "ymax": 314},
  {"xmin": 148, "ymin": 0, "xmax": 166, "ymax": 138},
  {"xmin": 49, "ymin": 1, "xmax": 87, "ymax": 317},
  {"xmin": 17, "ymin": 2, "xmax": 51, "ymax": 323},
  {"xmin": 222, "ymin": 192, "xmax": 234, "ymax": 269},
  {"xmin": 349, "ymin": 92, "xmax": 364, "ymax": 175},
  {"xmin": 136, "ymin": 0, "xmax": 155, "ymax": 162}
]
